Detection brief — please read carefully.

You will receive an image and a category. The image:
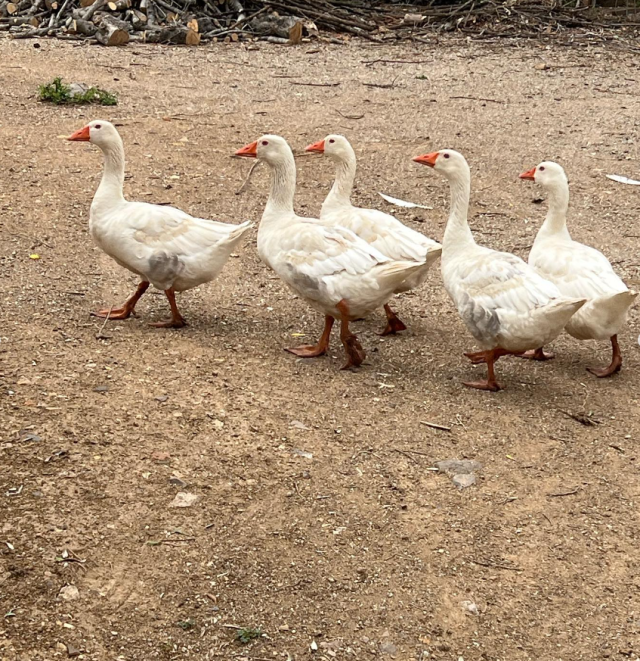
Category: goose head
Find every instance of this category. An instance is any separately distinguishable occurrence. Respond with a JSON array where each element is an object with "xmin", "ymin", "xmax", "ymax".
[
  {"xmin": 413, "ymin": 149, "xmax": 469, "ymax": 180},
  {"xmin": 305, "ymin": 134, "xmax": 352, "ymax": 162},
  {"xmin": 519, "ymin": 161, "xmax": 568, "ymax": 188},
  {"xmin": 235, "ymin": 134, "xmax": 293, "ymax": 166},
  {"xmin": 68, "ymin": 120, "xmax": 120, "ymax": 150}
]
